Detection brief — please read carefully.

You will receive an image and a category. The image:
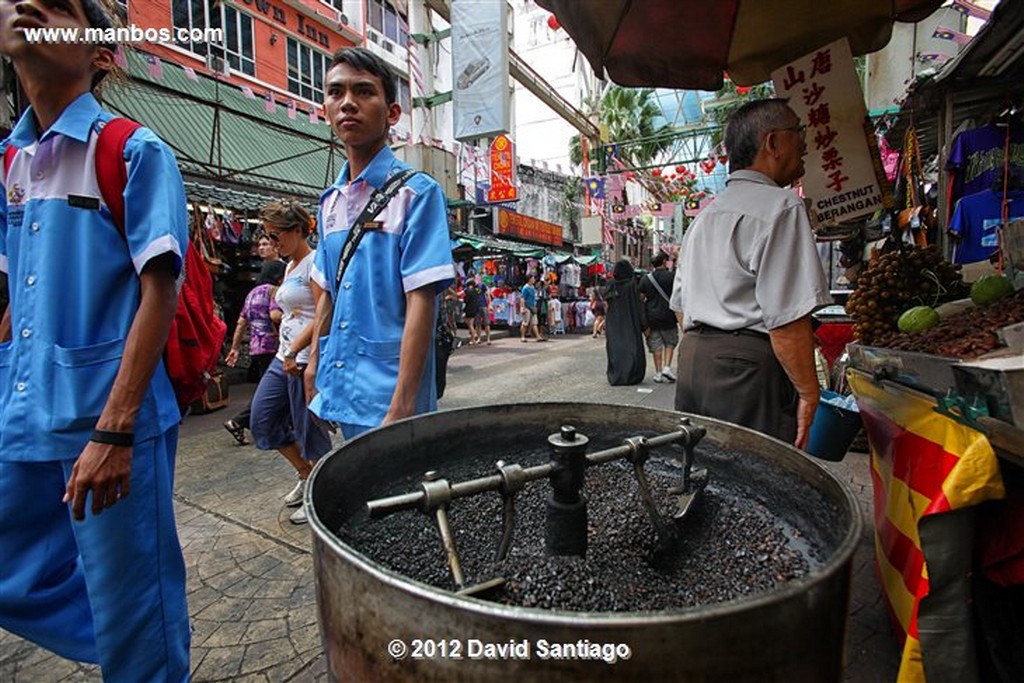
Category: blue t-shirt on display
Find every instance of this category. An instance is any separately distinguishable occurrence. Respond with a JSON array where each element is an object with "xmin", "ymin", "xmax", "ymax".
[
  {"xmin": 947, "ymin": 123, "xmax": 1024, "ymax": 206},
  {"xmin": 949, "ymin": 189, "xmax": 1024, "ymax": 264}
]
